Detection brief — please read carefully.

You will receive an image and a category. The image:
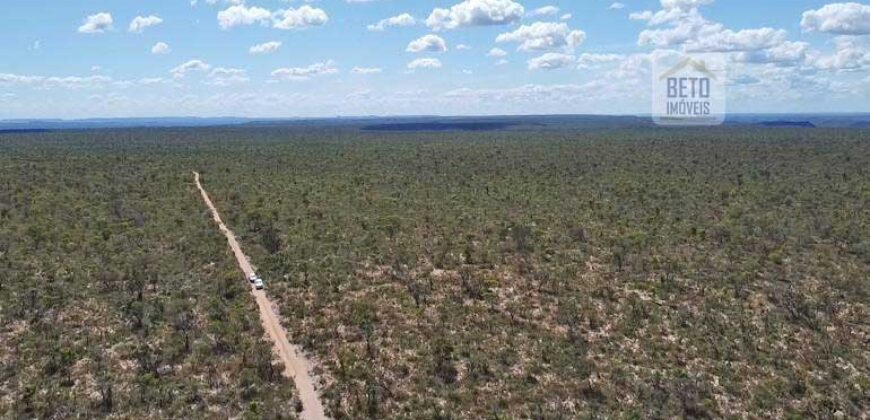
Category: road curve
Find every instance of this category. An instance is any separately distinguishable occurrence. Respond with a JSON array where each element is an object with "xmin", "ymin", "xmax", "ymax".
[{"xmin": 193, "ymin": 171, "xmax": 328, "ymax": 420}]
